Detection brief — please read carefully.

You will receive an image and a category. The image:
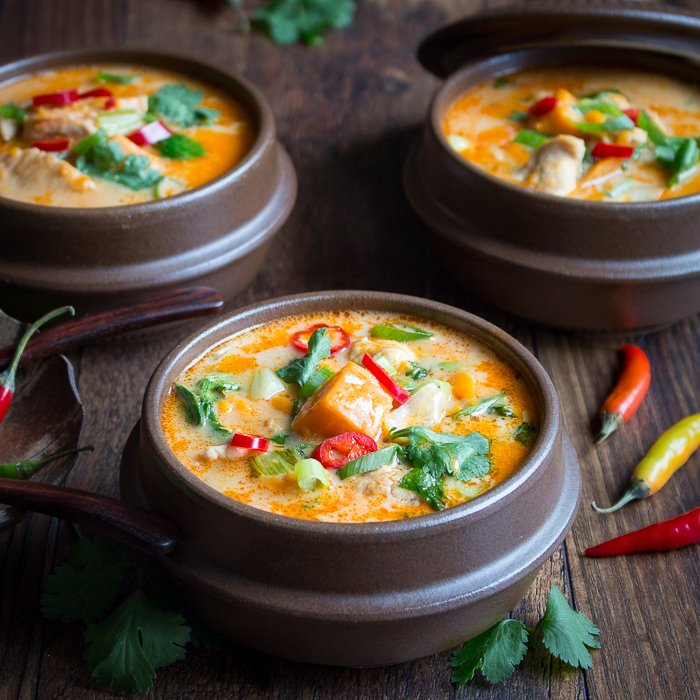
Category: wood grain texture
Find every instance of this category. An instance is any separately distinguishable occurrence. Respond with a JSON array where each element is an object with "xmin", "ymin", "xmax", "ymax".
[{"xmin": 0, "ymin": 0, "xmax": 698, "ymax": 697}]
